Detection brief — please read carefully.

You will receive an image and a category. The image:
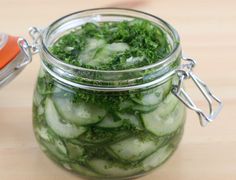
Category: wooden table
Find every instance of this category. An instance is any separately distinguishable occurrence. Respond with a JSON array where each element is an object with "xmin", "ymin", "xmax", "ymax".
[{"xmin": 0, "ymin": 0, "xmax": 235, "ymax": 179}]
